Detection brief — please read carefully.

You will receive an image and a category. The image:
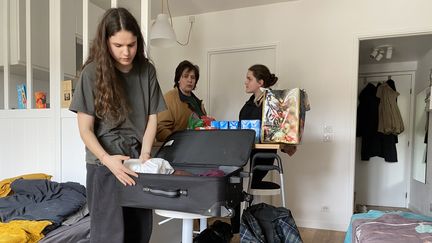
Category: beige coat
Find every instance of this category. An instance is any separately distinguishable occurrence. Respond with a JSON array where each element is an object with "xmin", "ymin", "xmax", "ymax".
[
  {"xmin": 376, "ymin": 83, "xmax": 404, "ymax": 135},
  {"xmin": 156, "ymin": 88, "xmax": 206, "ymax": 142}
]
